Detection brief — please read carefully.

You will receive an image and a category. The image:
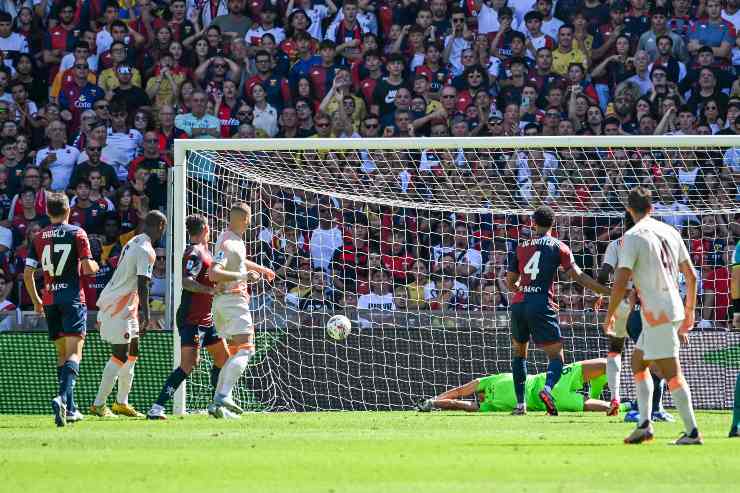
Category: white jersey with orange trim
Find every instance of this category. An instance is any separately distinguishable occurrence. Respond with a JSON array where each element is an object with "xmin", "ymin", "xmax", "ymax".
[
  {"xmin": 213, "ymin": 228, "xmax": 250, "ymax": 303},
  {"xmin": 617, "ymin": 216, "xmax": 691, "ymax": 327},
  {"xmin": 96, "ymin": 233, "xmax": 155, "ymax": 318}
]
